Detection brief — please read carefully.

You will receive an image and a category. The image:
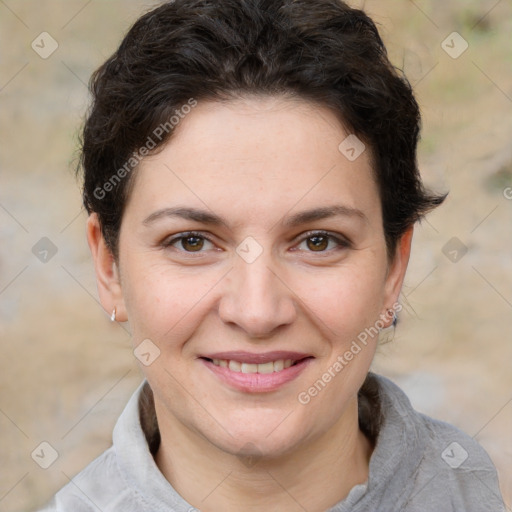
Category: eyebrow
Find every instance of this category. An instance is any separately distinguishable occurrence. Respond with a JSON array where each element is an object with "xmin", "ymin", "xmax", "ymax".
[
  {"xmin": 281, "ymin": 205, "xmax": 368, "ymax": 227},
  {"xmin": 142, "ymin": 205, "xmax": 368, "ymax": 228}
]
